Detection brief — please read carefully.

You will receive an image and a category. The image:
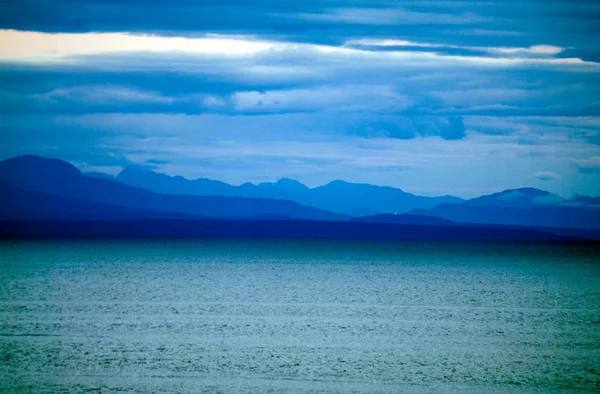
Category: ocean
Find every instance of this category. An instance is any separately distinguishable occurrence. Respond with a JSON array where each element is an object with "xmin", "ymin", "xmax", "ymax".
[{"xmin": 1, "ymin": 239, "xmax": 599, "ymax": 393}]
